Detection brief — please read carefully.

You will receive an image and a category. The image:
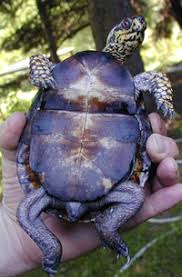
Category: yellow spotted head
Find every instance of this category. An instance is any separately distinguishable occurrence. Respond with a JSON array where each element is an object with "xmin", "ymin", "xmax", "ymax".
[{"xmin": 104, "ymin": 15, "xmax": 147, "ymax": 63}]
